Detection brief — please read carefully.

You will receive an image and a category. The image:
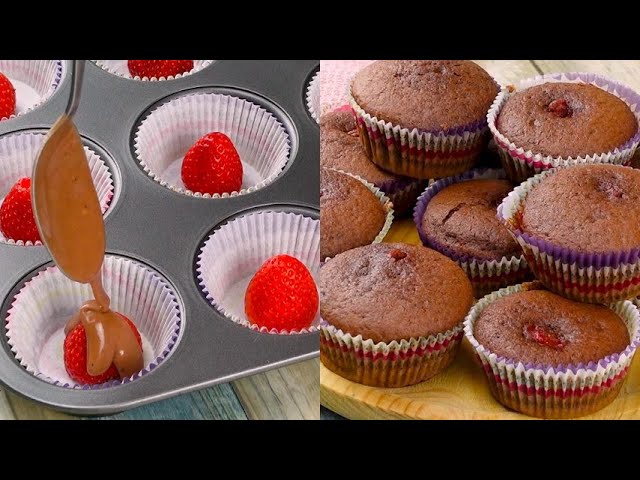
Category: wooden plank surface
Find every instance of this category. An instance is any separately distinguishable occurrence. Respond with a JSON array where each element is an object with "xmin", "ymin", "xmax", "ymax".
[
  {"xmin": 320, "ymin": 59, "xmax": 640, "ymax": 420},
  {"xmin": 0, "ymin": 360, "xmax": 319, "ymax": 419}
]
